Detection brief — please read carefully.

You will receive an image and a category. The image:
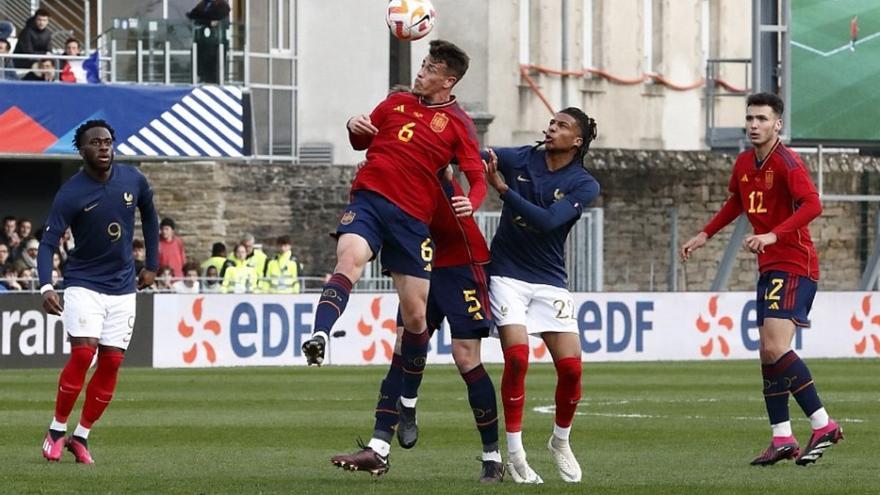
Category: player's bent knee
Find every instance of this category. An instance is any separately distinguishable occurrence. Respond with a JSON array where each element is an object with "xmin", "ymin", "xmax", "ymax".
[
  {"xmin": 503, "ymin": 349, "xmax": 529, "ymax": 375},
  {"xmin": 452, "ymin": 342, "xmax": 481, "ymax": 372}
]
